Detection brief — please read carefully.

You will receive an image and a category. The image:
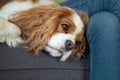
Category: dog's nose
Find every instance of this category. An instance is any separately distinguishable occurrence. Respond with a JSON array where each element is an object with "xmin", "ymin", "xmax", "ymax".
[{"xmin": 65, "ymin": 40, "xmax": 75, "ymax": 51}]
